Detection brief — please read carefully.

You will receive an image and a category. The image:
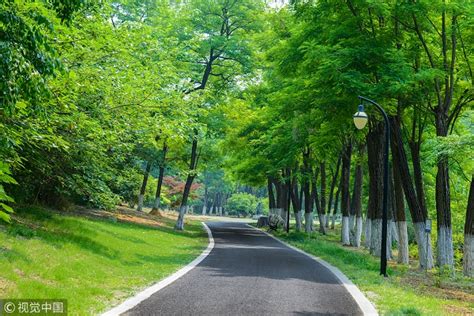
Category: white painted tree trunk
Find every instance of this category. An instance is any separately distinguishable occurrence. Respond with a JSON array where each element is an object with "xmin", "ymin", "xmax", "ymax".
[
  {"xmin": 175, "ymin": 206, "xmax": 186, "ymax": 230},
  {"xmin": 218, "ymin": 206, "xmax": 222, "ymax": 216},
  {"xmin": 349, "ymin": 215, "xmax": 355, "ymax": 231},
  {"xmin": 280, "ymin": 209, "xmax": 287, "ymax": 230},
  {"xmin": 437, "ymin": 226, "xmax": 454, "ymax": 268},
  {"xmin": 365, "ymin": 218, "xmax": 372, "ymax": 249},
  {"xmin": 304, "ymin": 213, "xmax": 313, "ymax": 233},
  {"xmin": 396, "ymin": 221, "xmax": 409, "ymax": 264},
  {"xmin": 153, "ymin": 197, "xmax": 160, "ymax": 211},
  {"xmin": 137, "ymin": 195, "xmax": 144, "ymax": 212},
  {"xmin": 202, "ymin": 205, "xmax": 207, "ymax": 215},
  {"xmin": 325, "ymin": 213, "xmax": 330, "ymax": 228},
  {"xmin": 341, "ymin": 216, "xmax": 350, "ymax": 245},
  {"xmin": 464, "ymin": 234, "xmax": 474, "ymax": 277},
  {"xmin": 318, "ymin": 214, "xmax": 326, "ymax": 234},
  {"xmin": 370, "ymin": 219, "xmax": 392, "ymax": 259},
  {"xmin": 353, "ymin": 216, "xmax": 363, "ymax": 247},
  {"xmin": 413, "ymin": 222, "xmax": 434, "ymax": 269},
  {"xmin": 295, "ymin": 211, "xmax": 302, "ymax": 232},
  {"xmin": 349, "ymin": 215, "xmax": 356, "ymax": 246},
  {"xmin": 370, "ymin": 219, "xmax": 382, "ymax": 256},
  {"xmin": 391, "ymin": 221, "xmax": 399, "ymax": 244},
  {"xmin": 387, "ymin": 220, "xmax": 393, "ymax": 259}
]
